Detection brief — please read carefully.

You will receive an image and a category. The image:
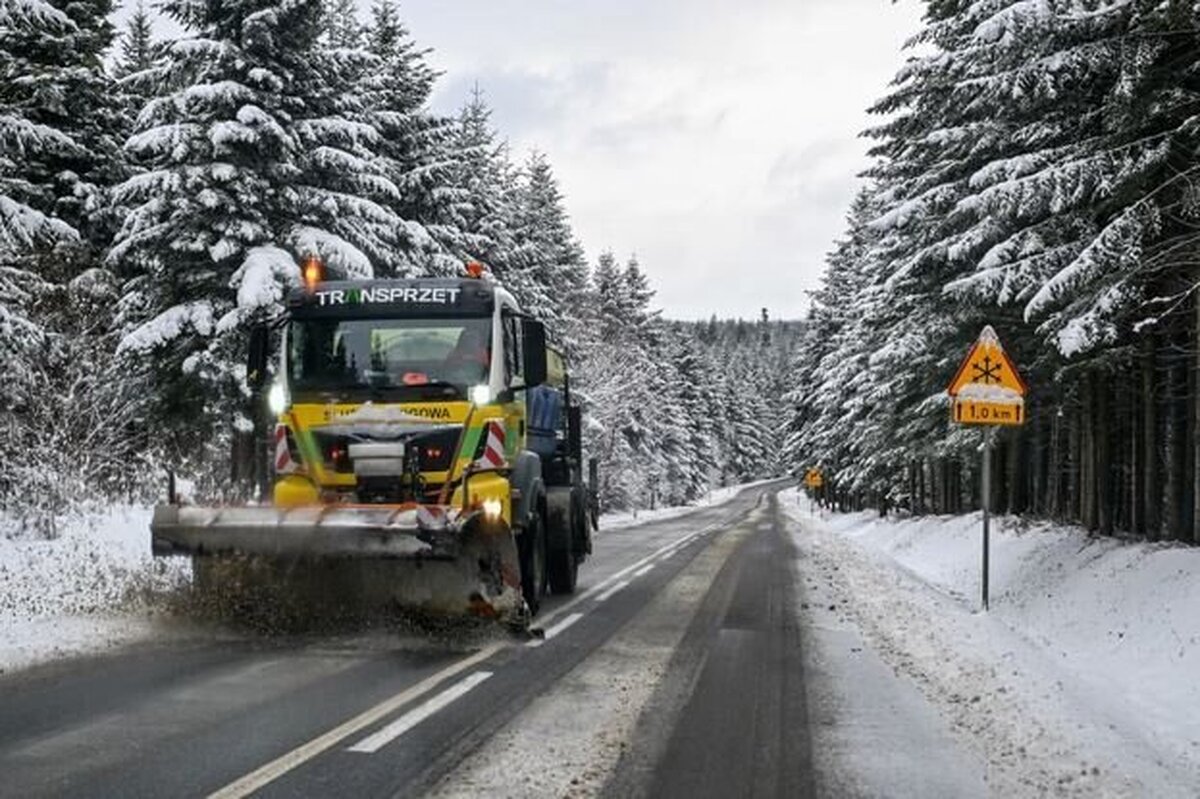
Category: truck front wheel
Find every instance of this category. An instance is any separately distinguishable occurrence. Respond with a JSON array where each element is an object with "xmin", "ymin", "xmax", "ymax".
[
  {"xmin": 519, "ymin": 503, "xmax": 548, "ymax": 615},
  {"xmin": 547, "ymin": 508, "xmax": 579, "ymax": 595}
]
